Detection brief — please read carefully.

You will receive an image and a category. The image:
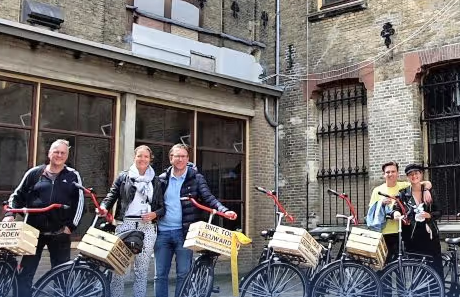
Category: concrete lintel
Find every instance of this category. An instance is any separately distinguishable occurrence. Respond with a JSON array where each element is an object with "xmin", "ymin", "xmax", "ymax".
[{"xmin": 0, "ymin": 18, "xmax": 283, "ymax": 97}]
